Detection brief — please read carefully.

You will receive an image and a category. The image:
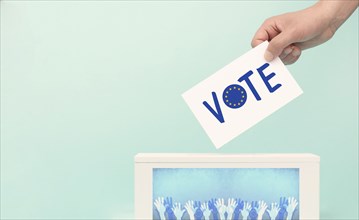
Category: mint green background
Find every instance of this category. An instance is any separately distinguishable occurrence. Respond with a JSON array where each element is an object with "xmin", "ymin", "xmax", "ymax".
[{"xmin": 1, "ymin": 1, "xmax": 358, "ymax": 219}]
